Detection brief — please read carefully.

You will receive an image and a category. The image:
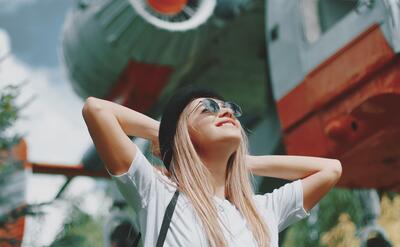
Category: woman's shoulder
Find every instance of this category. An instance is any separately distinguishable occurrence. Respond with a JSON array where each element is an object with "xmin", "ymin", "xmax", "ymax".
[
  {"xmin": 153, "ymin": 166, "xmax": 178, "ymax": 193},
  {"xmin": 252, "ymin": 180, "xmax": 310, "ymax": 232},
  {"xmin": 252, "ymin": 180, "xmax": 302, "ymax": 215}
]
